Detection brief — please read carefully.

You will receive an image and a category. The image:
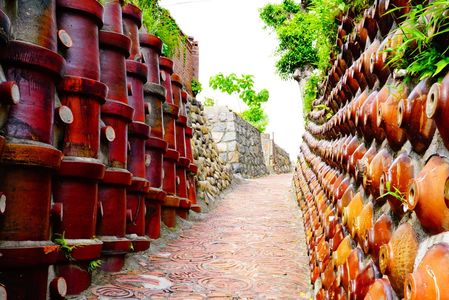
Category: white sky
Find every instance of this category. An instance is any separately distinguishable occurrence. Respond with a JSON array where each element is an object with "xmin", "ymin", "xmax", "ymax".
[{"xmin": 160, "ymin": 0, "xmax": 304, "ymax": 160}]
